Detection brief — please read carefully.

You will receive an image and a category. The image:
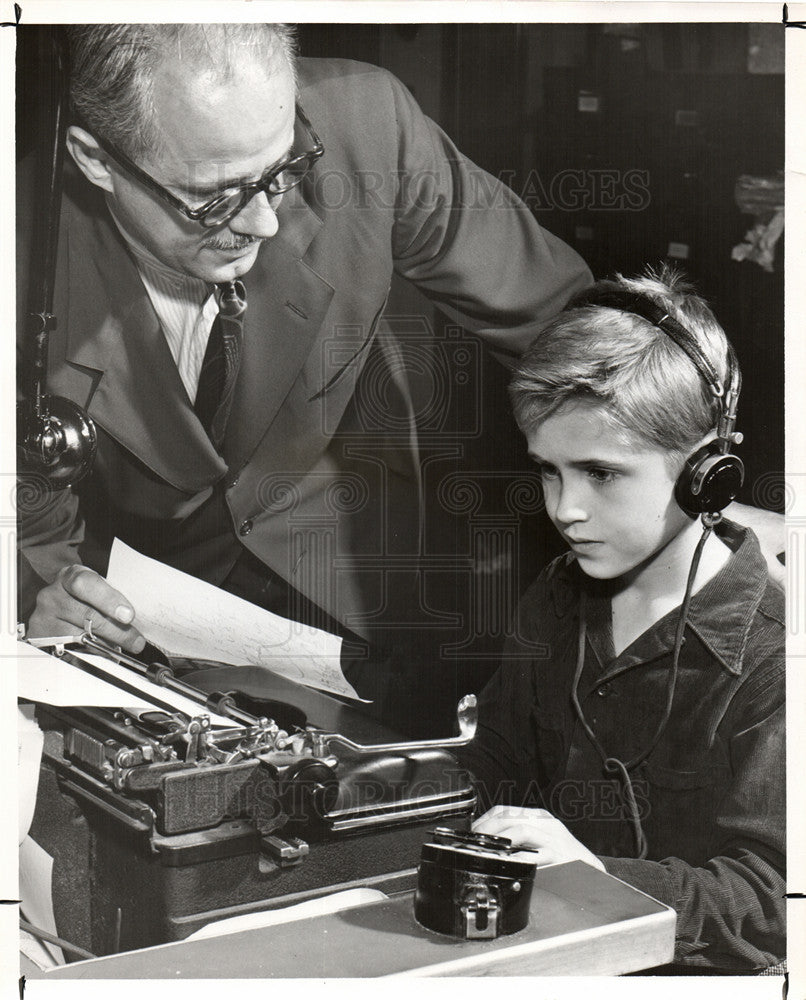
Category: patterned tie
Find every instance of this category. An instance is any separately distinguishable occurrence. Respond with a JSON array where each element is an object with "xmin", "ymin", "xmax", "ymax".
[{"xmin": 194, "ymin": 279, "xmax": 246, "ymax": 448}]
